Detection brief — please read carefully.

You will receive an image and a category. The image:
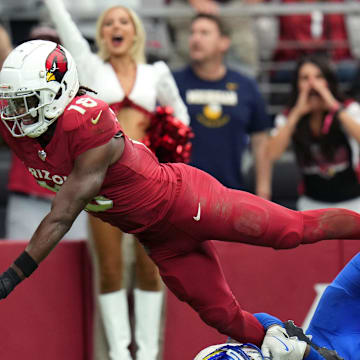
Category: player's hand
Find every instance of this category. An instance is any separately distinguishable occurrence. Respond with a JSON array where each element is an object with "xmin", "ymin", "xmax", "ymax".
[
  {"xmin": 261, "ymin": 325, "xmax": 307, "ymax": 360},
  {"xmin": 0, "ymin": 268, "xmax": 21, "ymax": 299}
]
